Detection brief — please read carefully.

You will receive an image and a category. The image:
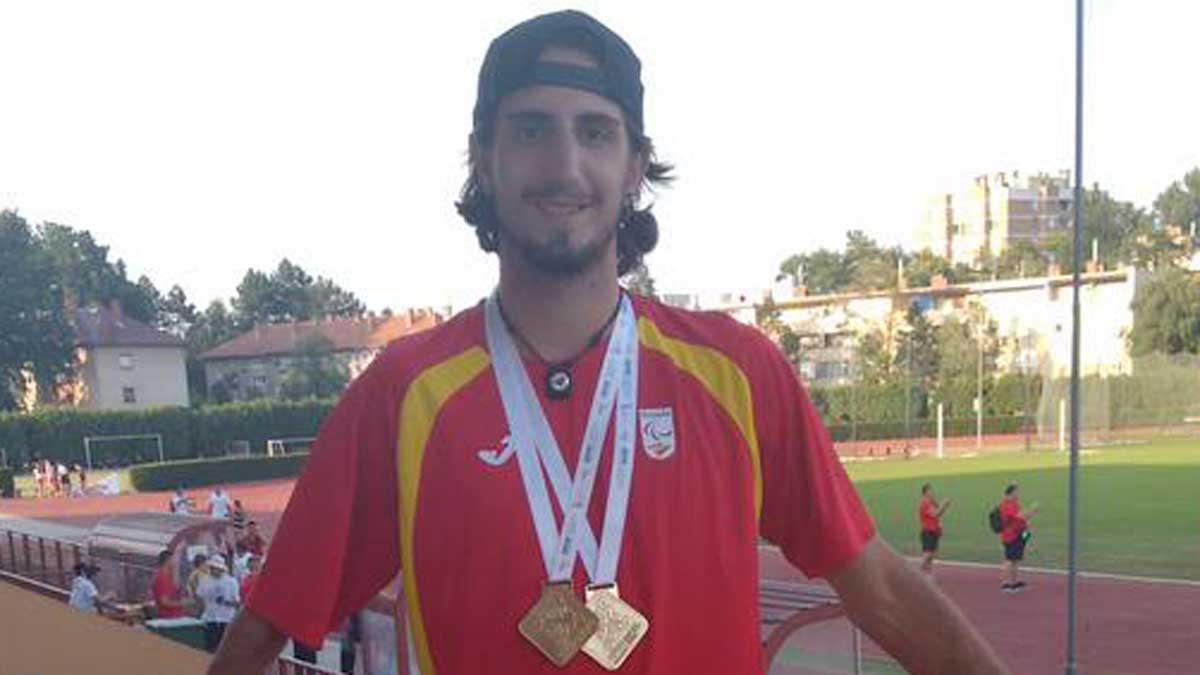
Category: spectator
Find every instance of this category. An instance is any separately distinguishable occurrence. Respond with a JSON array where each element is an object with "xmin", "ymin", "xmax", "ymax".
[
  {"xmin": 56, "ymin": 462, "xmax": 69, "ymax": 497},
  {"xmin": 170, "ymin": 487, "xmax": 194, "ymax": 515},
  {"xmin": 998, "ymin": 483, "xmax": 1039, "ymax": 592},
  {"xmin": 340, "ymin": 612, "xmax": 362, "ymax": 674},
  {"xmin": 196, "ymin": 557, "xmax": 240, "ymax": 651},
  {"xmin": 209, "ymin": 486, "xmax": 232, "ymax": 519},
  {"xmin": 232, "ymin": 542, "xmax": 252, "ymax": 581},
  {"xmin": 151, "ymin": 550, "xmax": 187, "ymax": 619},
  {"xmin": 238, "ymin": 521, "xmax": 266, "ymax": 557},
  {"xmin": 32, "ymin": 461, "xmax": 44, "ymax": 498},
  {"xmin": 231, "ymin": 500, "xmax": 247, "ymax": 532},
  {"xmin": 239, "ymin": 555, "xmax": 262, "ymax": 601},
  {"xmin": 68, "ymin": 562, "xmax": 111, "ymax": 614},
  {"xmin": 187, "ymin": 553, "xmax": 210, "ymax": 598},
  {"xmin": 917, "ymin": 483, "xmax": 951, "ymax": 576}
]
